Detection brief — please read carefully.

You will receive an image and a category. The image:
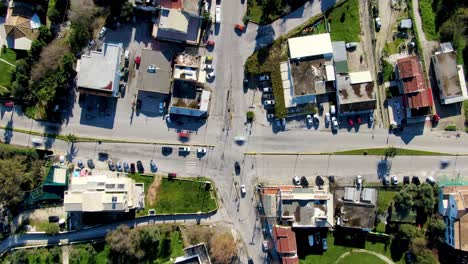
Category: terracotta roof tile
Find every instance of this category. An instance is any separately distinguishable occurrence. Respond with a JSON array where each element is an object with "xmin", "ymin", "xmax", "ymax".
[
  {"xmin": 405, "ymin": 87, "xmax": 433, "ymax": 109},
  {"xmin": 282, "ymin": 256, "xmax": 299, "ymax": 264},
  {"xmin": 397, "ymin": 56, "xmax": 425, "ymax": 93},
  {"xmin": 273, "ymin": 226, "xmax": 297, "ymax": 254}
]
